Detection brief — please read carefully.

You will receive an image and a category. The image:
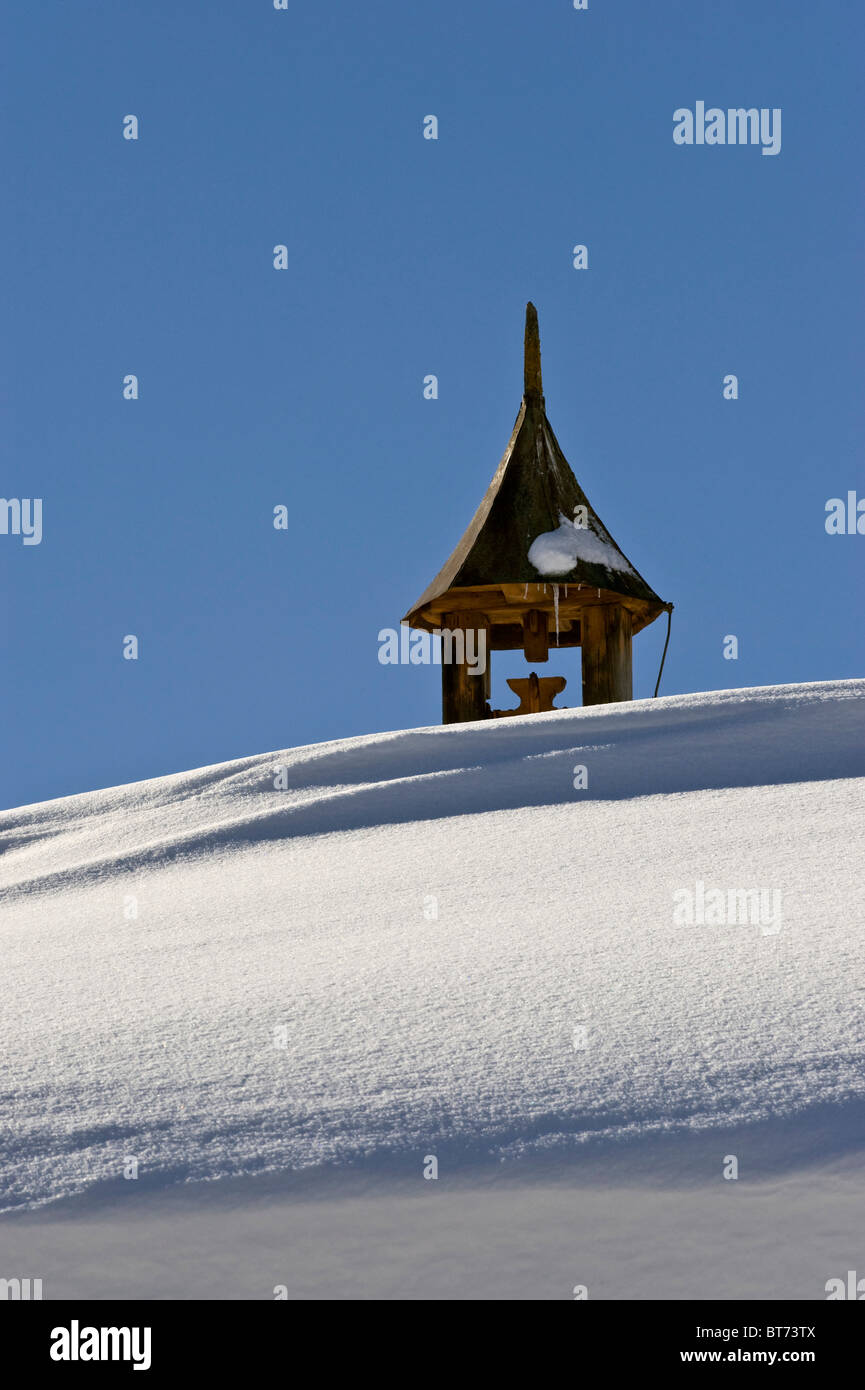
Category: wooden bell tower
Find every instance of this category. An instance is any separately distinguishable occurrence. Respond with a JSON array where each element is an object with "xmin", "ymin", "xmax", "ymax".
[{"xmin": 404, "ymin": 304, "xmax": 672, "ymax": 723}]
